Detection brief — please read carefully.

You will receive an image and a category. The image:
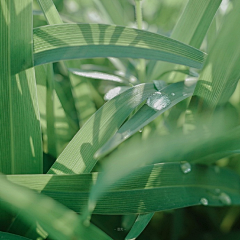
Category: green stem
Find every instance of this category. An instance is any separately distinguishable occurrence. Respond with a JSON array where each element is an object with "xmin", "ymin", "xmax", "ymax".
[{"xmin": 135, "ymin": 0, "xmax": 146, "ymax": 82}]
